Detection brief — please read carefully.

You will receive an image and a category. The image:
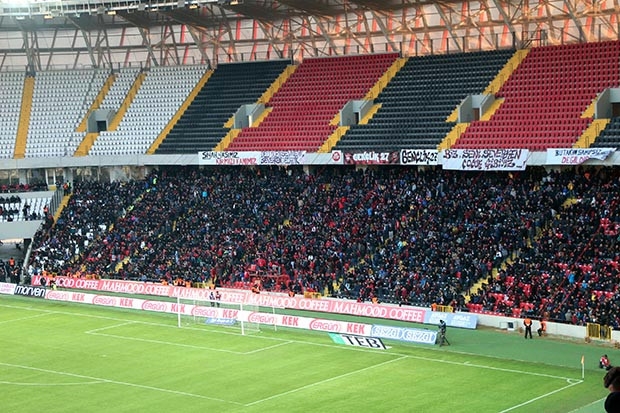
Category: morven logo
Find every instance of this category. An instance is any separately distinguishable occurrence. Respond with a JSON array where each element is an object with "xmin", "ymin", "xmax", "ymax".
[{"xmin": 14, "ymin": 284, "xmax": 46, "ymax": 298}]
